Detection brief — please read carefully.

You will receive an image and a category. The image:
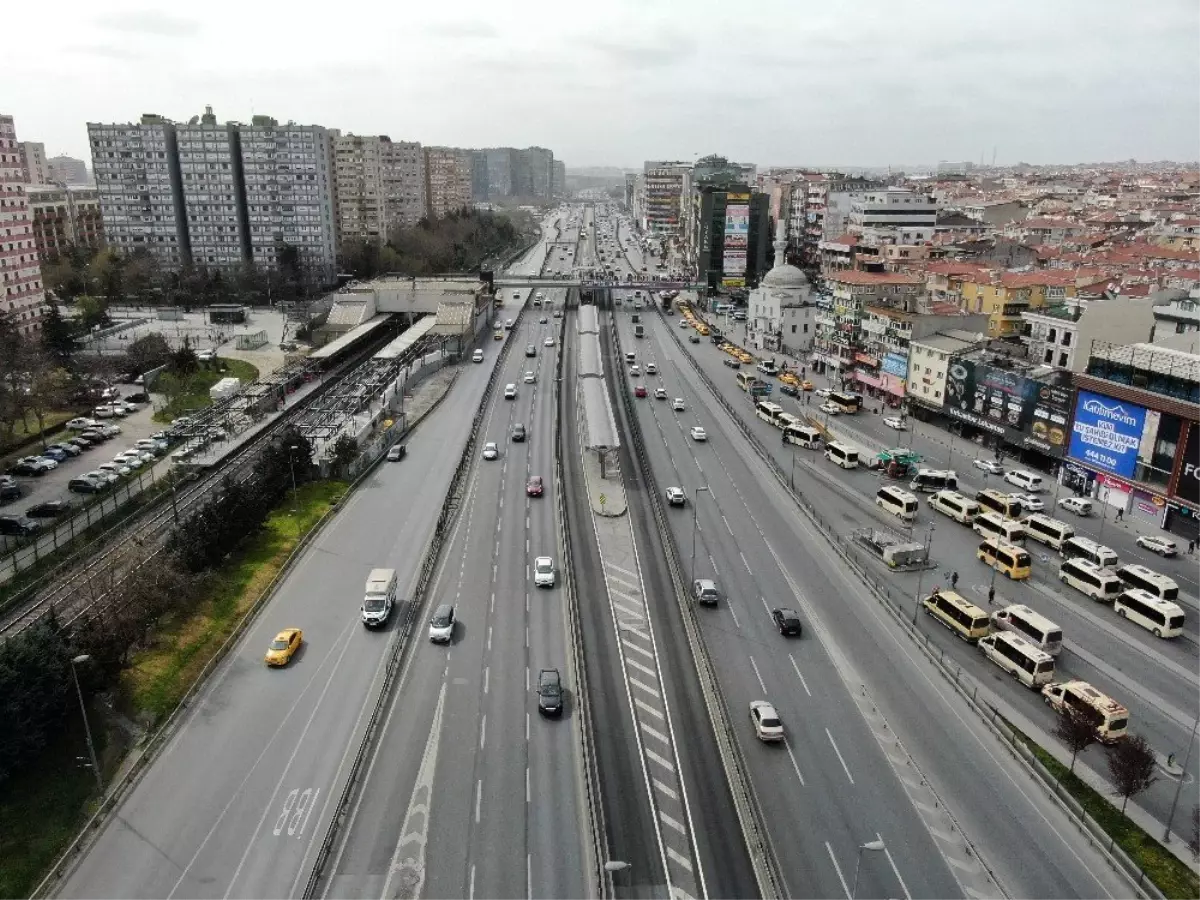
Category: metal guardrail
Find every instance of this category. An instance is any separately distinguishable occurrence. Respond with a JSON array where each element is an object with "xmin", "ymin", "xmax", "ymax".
[
  {"xmin": 661, "ymin": 321, "xmax": 1159, "ymax": 900},
  {"xmin": 605, "ymin": 314, "xmax": 785, "ymax": 899},
  {"xmin": 555, "ymin": 295, "xmax": 609, "ymax": 899}
]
